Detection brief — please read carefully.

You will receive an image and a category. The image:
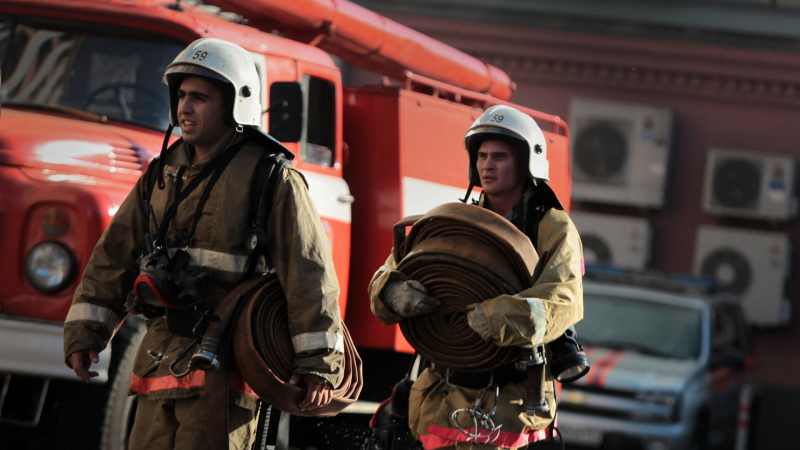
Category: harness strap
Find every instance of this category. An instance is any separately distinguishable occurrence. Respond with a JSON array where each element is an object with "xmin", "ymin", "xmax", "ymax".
[
  {"xmin": 156, "ymin": 124, "xmax": 175, "ymax": 191},
  {"xmin": 255, "ymin": 157, "xmax": 291, "ymax": 230},
  {"xmin": 153, "ymin": 139, "xmax": 248, "ymax": 248},
  {"xmin": 144, "ymin": 131, "xmax": 181, "ymax": 202},
  {"xmin": 242, "ymin": 154, "xmax": 291, "ymax": 279},
  {"xmin": 249, "ymin": 152, "xmax": 274, "ymax": 227}
]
